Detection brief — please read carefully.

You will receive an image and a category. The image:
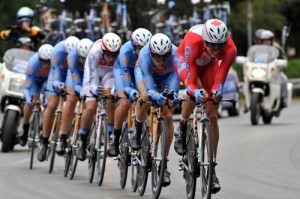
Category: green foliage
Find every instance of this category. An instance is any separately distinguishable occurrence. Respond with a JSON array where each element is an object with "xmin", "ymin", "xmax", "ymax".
[{"xmin": 285, "ymin": 59, "xmax": 300, "ymax": 78}]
